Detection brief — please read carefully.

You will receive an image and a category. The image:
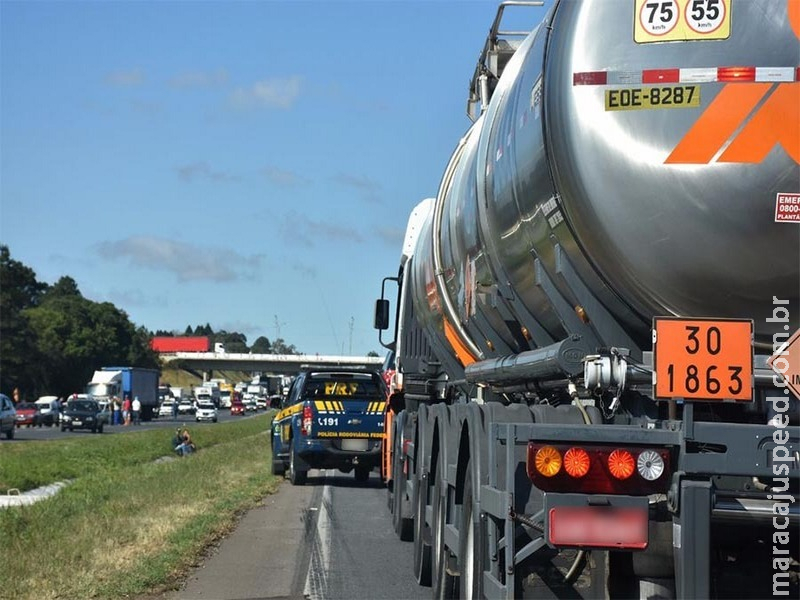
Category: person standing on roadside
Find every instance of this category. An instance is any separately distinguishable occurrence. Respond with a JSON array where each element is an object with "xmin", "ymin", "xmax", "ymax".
[
  {"xmin": 172, "ymin": 398, "xmax": 178, "ymax": 421},
  {"xmin": 122, "ymin": 395, "xmax": 131, "ymax": 426},
  {"xmin": 132, "ymin": 396, "xmax": 141, "ymax": 425},
  {"xmin": 112, "ymin": 397, "xmax": 121, "ymax": 426}
]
